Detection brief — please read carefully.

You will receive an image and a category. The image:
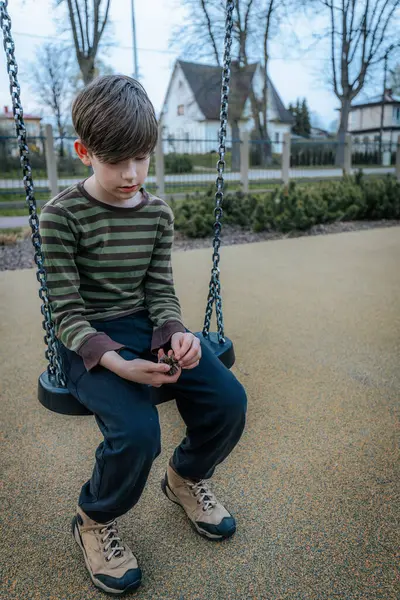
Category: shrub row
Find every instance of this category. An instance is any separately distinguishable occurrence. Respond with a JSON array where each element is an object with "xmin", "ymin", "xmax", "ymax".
[{"xmin": 171, "ymin": 172, "xmax": 400, "ymax": 238}]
